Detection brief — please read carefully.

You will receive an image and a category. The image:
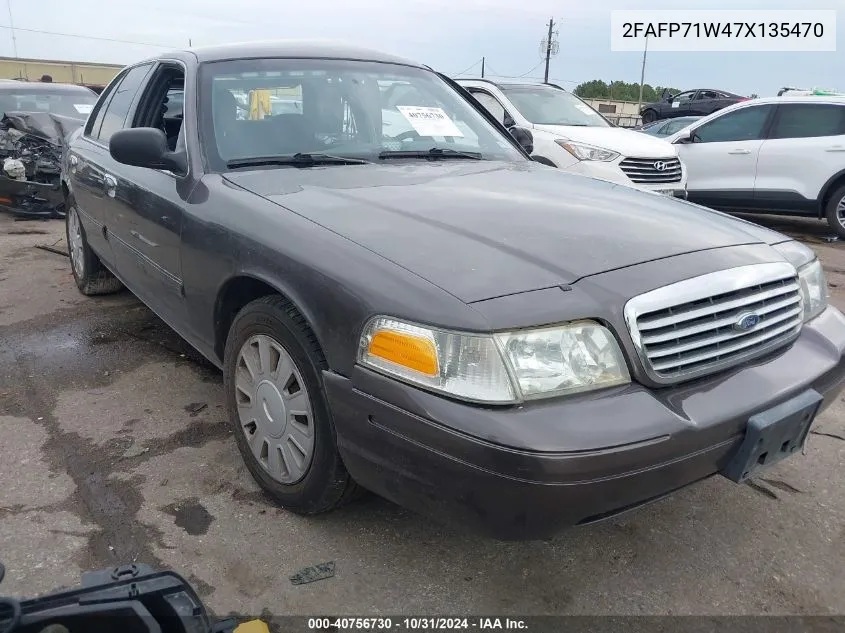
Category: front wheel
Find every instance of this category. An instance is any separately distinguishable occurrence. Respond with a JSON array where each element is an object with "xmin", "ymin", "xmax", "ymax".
[
  {"xmin": 65, "ymin": 201, "xmax": 124, "ymax": 296},
  {"xmin": 824, "ymin": 184, "xmax": 845, "ymax": 239},
  {"xmin": 223, "ymin": 295, "xmax": 361, "ymax": 514},
  {"xmin": 641, "ymin": 109, "xmax": 657, "ymax": 124}
]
